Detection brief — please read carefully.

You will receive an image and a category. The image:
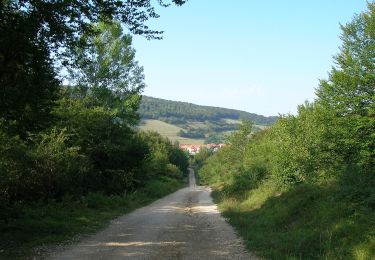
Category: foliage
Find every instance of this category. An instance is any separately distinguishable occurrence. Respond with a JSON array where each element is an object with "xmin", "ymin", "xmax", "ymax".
[
  {"xmin": 0, "ymin": 0, "xmax": 186, "ymax": 136},
  {"xmin": 0, "ymin": 1, "xmax": 189, "ymax": 258},
  {"xmin": 204, "ymin": 133, "xmax": 227, "ymax": 144},
  {"xmin": 178, "ymin": 128, "xmax": 206, "ymax": 139},
  {"xmin": 139, "ymin": 96, "xmax": 275, "ymax": 143},
  {"xmin": 0, "ymin": 177, "xmax": 184, "ymax": 259},
  {"xmin": 0, "ymin": 18, "xmax": 189, "ymax": 213},
  {"xmin": 2, "ymin": 0, "xmax": 186, "ymax": 52},
  {"xmin": 316, "ymin": 3, "xmax": 375, "ymax": 169},
  {"xmin": 0, "ymin": 92, "xmax": 188, "ymax": 257},
  {"xmin": 138, "ymin": 131, "xmax": 189, "ymax": 178},
  {"xmin": 0, "ymin": 4, "xmax": 59, "ymax": 134},
  {"xmin": 212, "ymin": 175, "xmax": 375, "ymax": 259},
  {"xmin": 199, "ymin": 4, "xmax": 375, "ymax": 259},
  {"xmin": 0, "ymin": 129, "xmax": 31, "ymax": 206},
  {"xmin": 192, "ymin": 147, "xmax": 213, "ymax": 169},
  {"xmin": 139, "ymin": 96, "xmax": 278, "ymax": 125},
  {"xmin": 68, "ymin": 21, "xmax": 145, "ymax": 125}
]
